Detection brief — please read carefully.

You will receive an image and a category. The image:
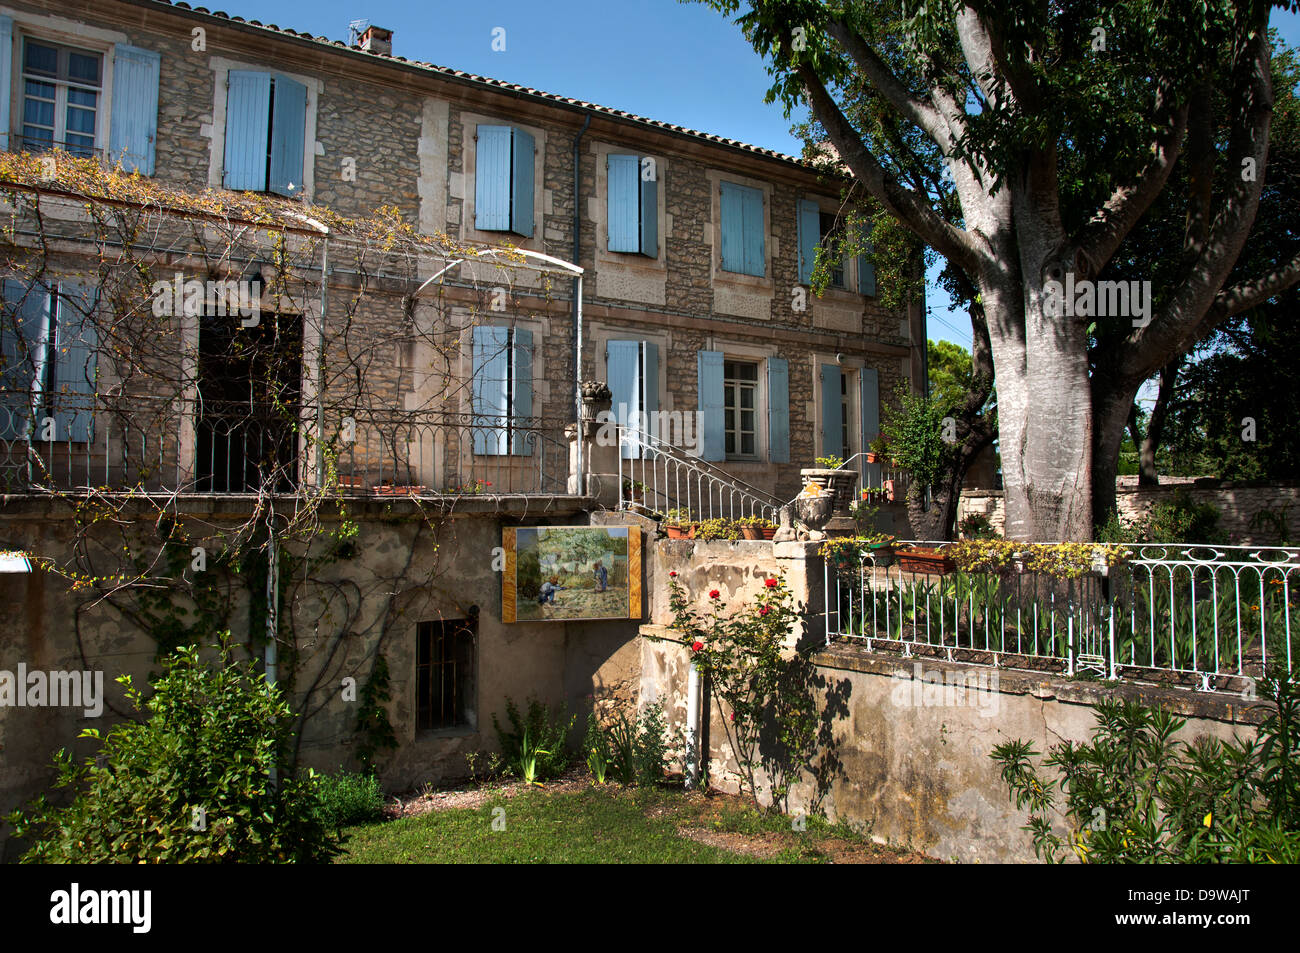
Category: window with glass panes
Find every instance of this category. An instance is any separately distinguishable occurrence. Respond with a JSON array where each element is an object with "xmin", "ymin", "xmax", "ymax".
[
  {"xmin": 819, "ymin": 211, "xmax": 846, "ymax": 289},
  {"xmin": 22, "ymin": 39, "xmax": 102, "ymax": 156},
  {"xmin": 723, "ymin": 359, "xmax": 758, "ymax": 457}
]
